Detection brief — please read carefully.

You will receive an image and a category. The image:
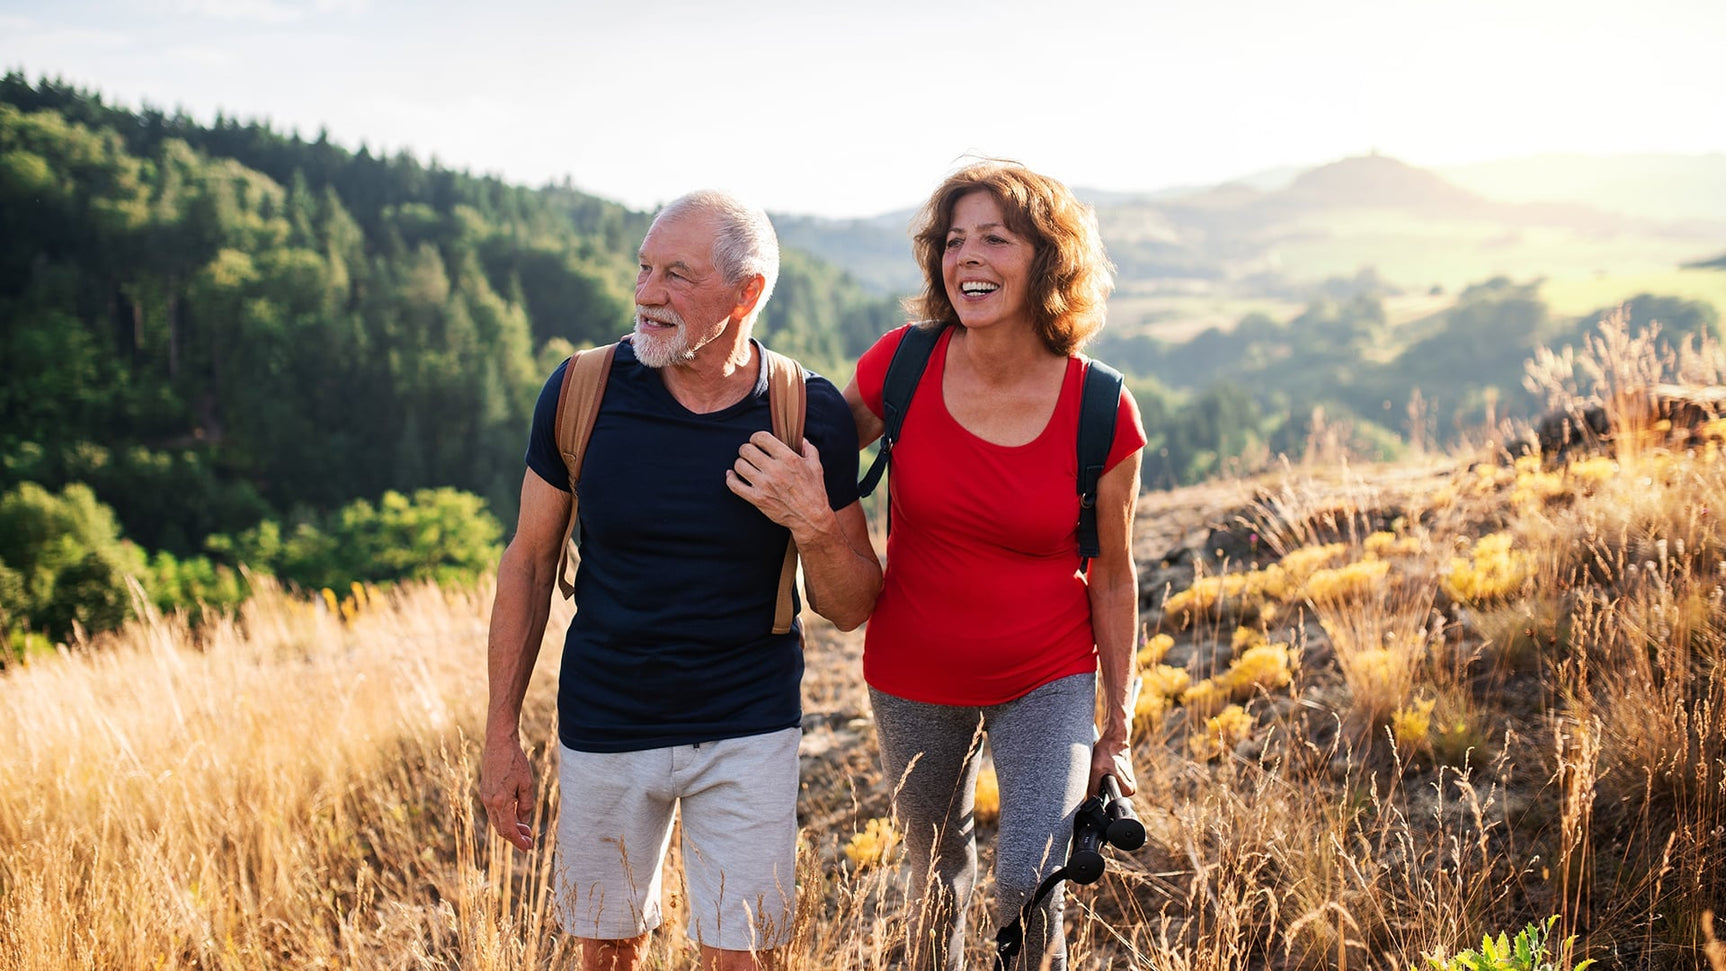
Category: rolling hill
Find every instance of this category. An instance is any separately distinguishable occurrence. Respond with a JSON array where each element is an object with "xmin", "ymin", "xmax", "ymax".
[{"xmin": 777, "ymin": 153, "xmax": 1726, "ymax": 342}]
